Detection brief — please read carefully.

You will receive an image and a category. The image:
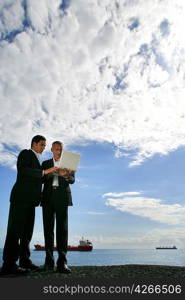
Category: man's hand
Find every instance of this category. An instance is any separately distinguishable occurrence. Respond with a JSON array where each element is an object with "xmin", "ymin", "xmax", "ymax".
[
  {"xmin": 44, "ymin": 166, "xmax": 59, "ymax": 175},
  {"xmin": 58, "ymin": 168, "xmax": 73, "ymax": 177}
]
